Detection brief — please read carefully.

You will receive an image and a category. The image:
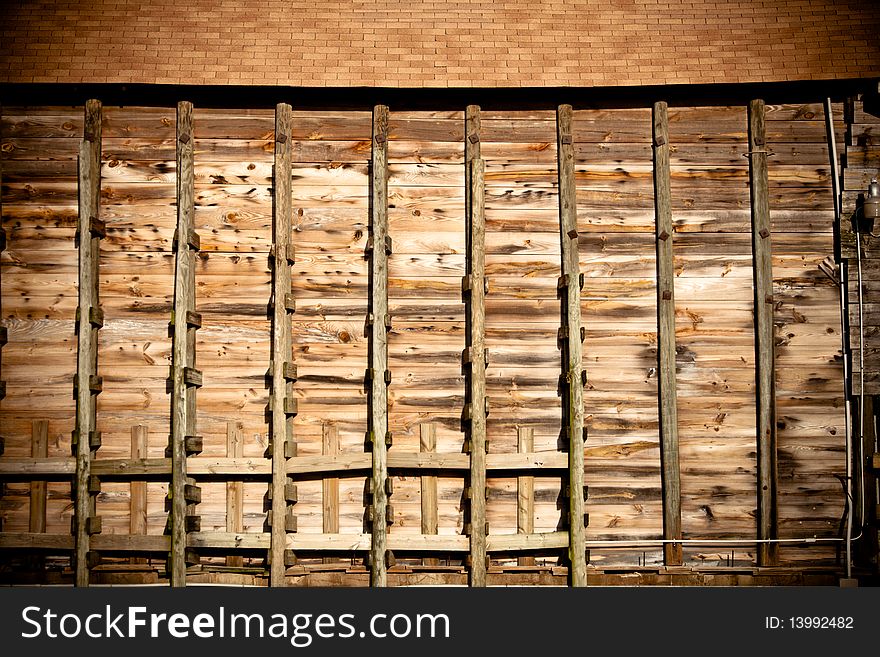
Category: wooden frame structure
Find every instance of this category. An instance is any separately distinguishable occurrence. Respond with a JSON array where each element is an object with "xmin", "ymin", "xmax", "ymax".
[{"xmin": 0, "ymin": 92, "xmax": 869, "ymax": 586}]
